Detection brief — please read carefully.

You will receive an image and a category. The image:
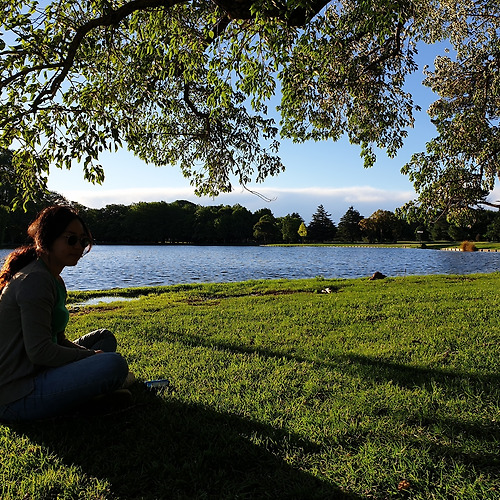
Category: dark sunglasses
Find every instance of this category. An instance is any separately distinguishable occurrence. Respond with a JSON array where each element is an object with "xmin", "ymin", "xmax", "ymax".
[{"xmin": 64, "ymin": 234, "xmax": 92, "ymax": 248}]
